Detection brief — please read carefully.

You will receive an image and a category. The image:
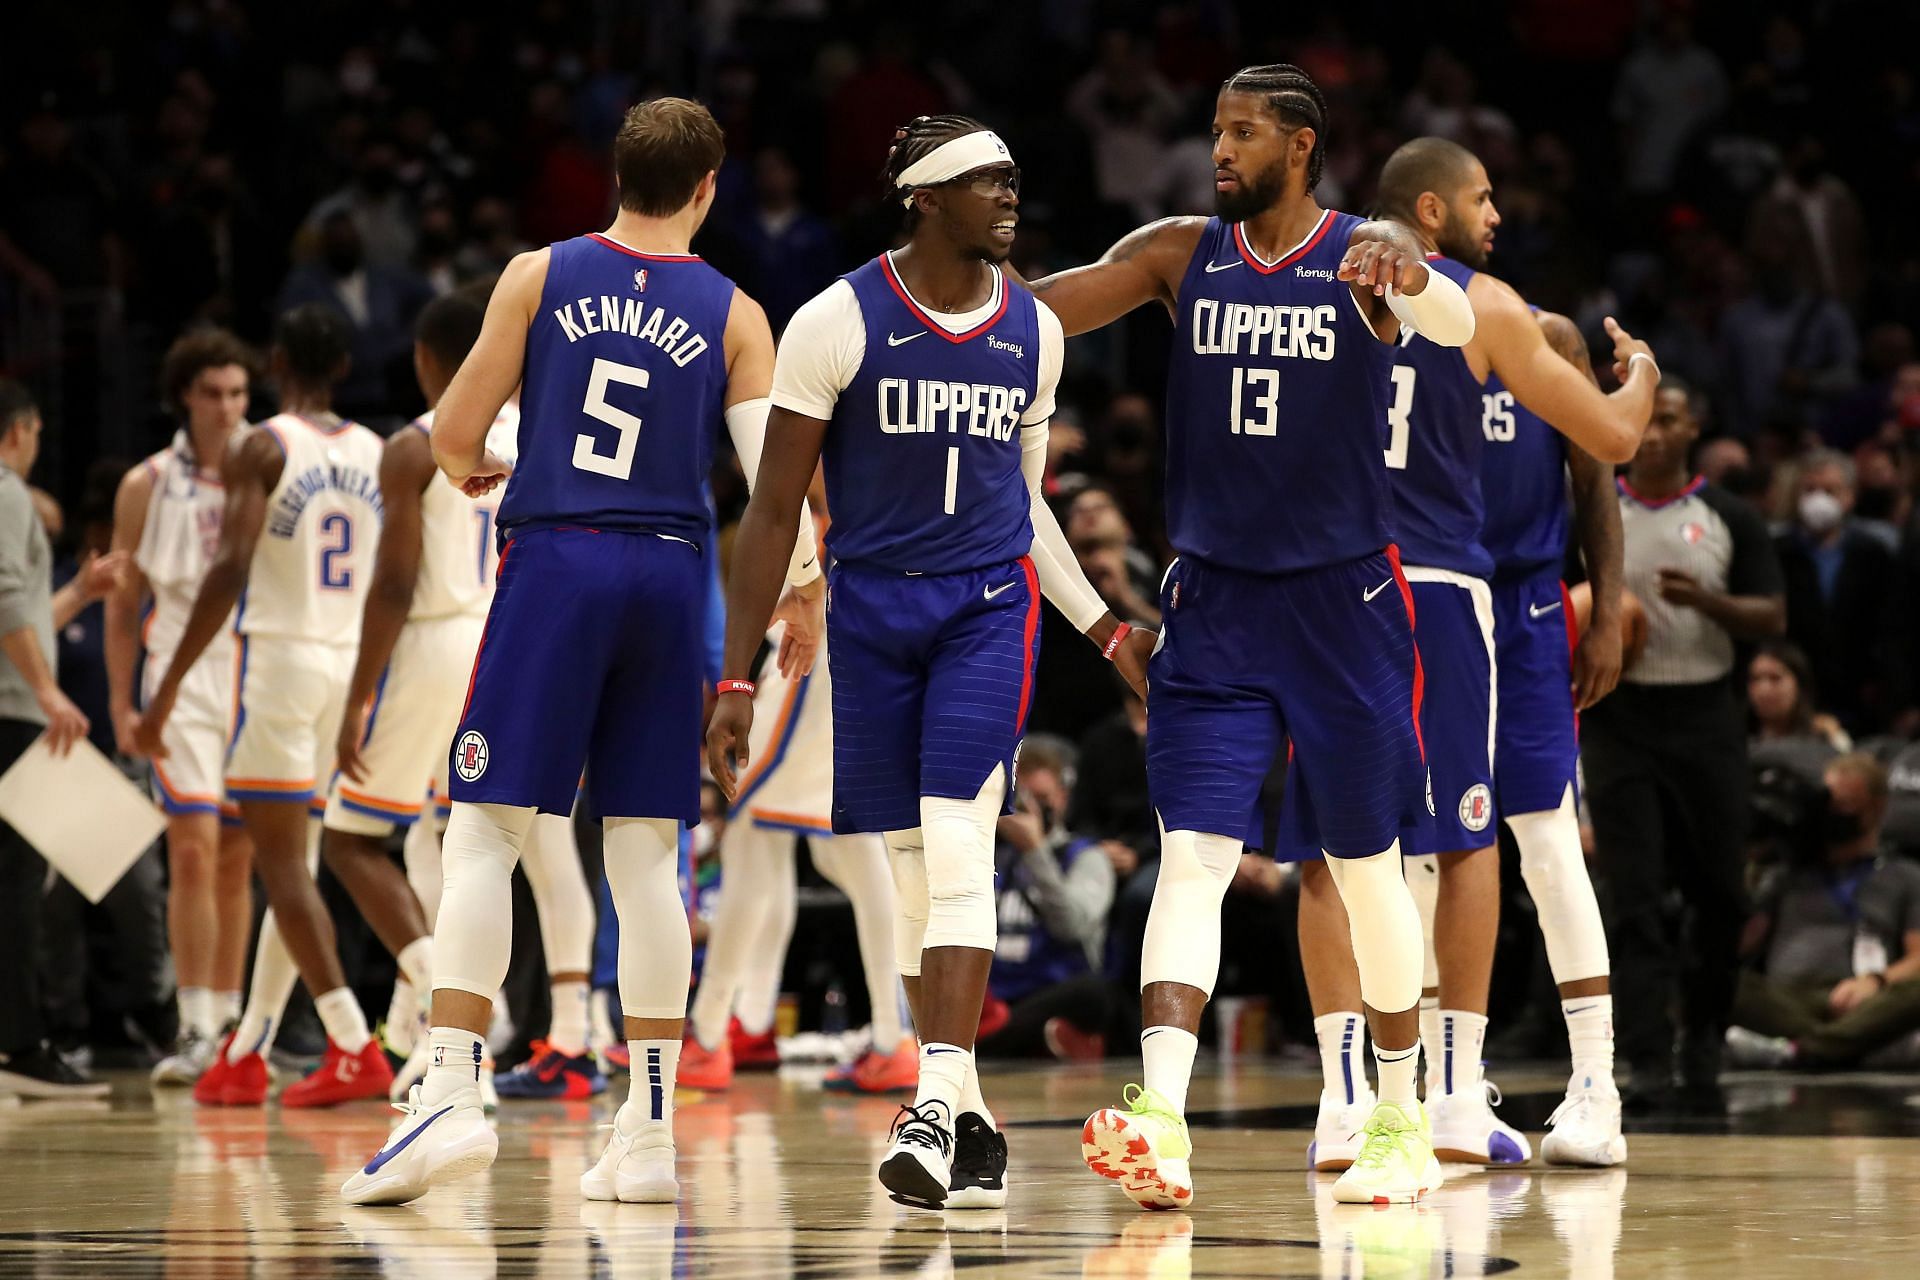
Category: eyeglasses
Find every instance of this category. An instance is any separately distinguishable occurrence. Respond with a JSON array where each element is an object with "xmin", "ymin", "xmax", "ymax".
[{"xmin": 933, "ymin": 166, "xmax": 1021, "ymax": 199}]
